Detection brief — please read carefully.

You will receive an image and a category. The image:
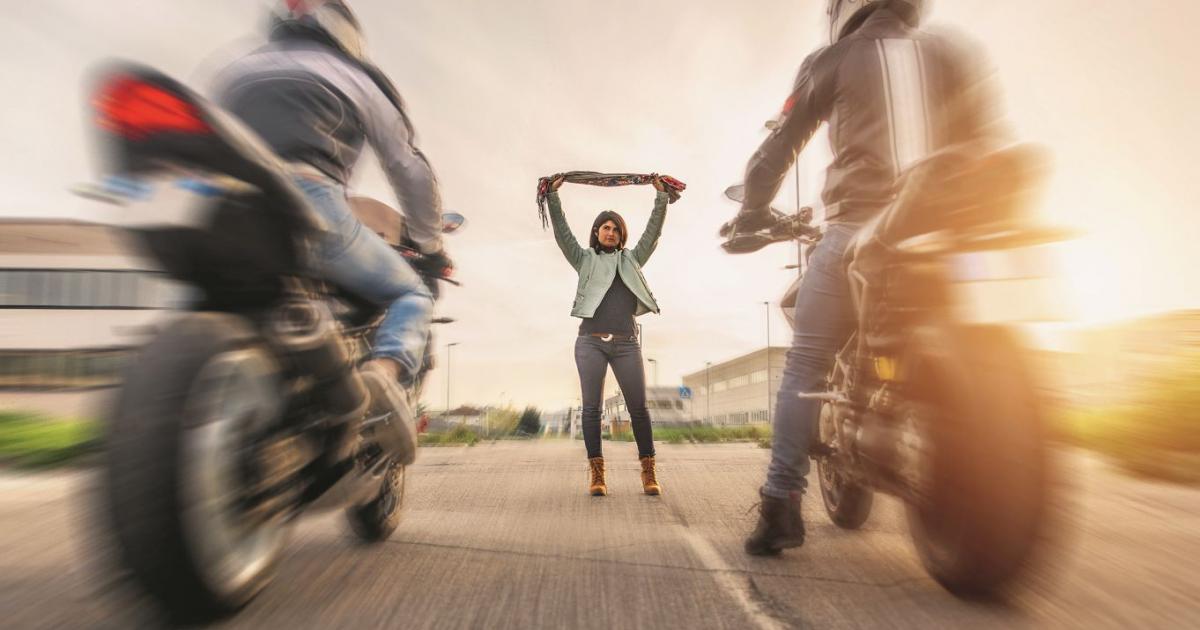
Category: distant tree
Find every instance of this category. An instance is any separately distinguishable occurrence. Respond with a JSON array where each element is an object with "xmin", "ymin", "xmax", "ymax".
[{"xmin": 516, "ymin": 406, "xmax": 542, "ymax": 436}]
